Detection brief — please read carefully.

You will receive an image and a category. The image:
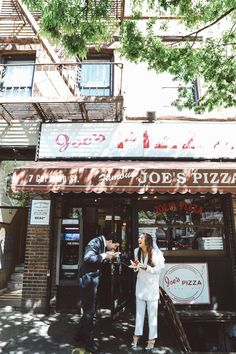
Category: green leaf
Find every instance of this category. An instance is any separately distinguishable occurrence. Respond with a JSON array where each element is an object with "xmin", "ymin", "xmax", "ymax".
[{"xmin": 22, "ymin": 0, "xmax": 236, "ymax": 112}]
